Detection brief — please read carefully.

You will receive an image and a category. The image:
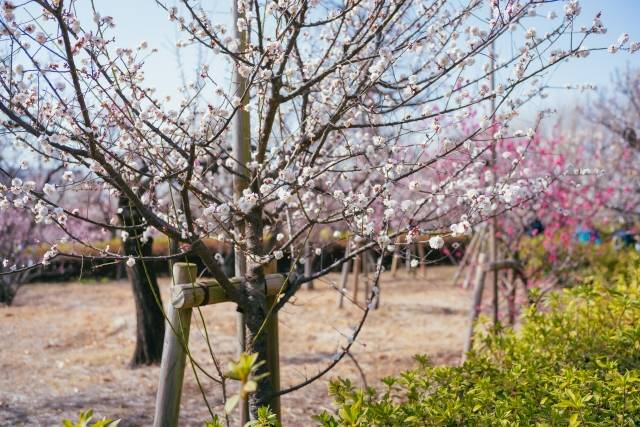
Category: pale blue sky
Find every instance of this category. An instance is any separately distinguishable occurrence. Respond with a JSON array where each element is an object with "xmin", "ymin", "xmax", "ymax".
[
  {"xmin": 521, "ymin": 1, "xmax": 640, "ymax": 117},
  {"xmin": 83, "ymin": 1, "xmax": 640, "ymax": 120}
]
